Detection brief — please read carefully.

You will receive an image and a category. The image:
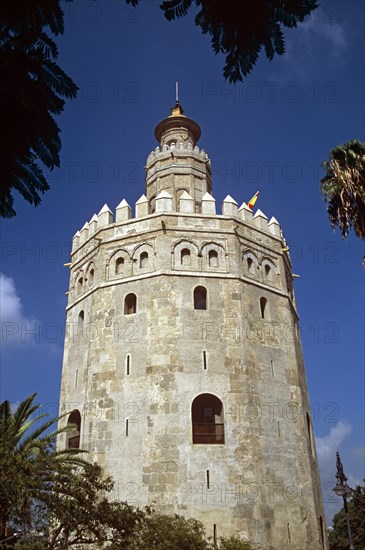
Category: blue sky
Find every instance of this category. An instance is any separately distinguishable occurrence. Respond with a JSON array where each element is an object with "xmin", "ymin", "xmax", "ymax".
[{"xmin": 1, "ymin": 0, "xmax": 364, "ymax": 525}]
